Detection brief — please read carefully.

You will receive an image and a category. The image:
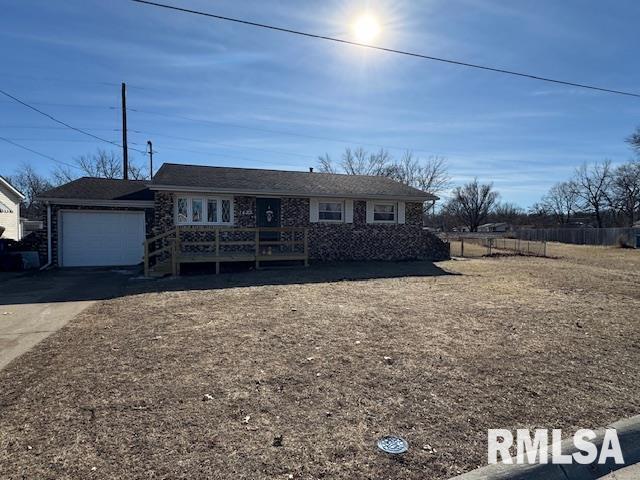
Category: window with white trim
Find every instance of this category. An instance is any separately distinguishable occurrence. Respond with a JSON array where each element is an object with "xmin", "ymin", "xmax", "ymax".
[
  {"xmin": 319, "ymin": 201, "xmax": 343, "ymax": 222},
  {"xmin": 207, "ymin": 199, "xmax": 217, "ymax": 223},
  {"xmin": 191, "ymin": 198, "xmax": 203, "ymax": 223},
  {"xmin": 373, "ymin": 202, "xmax": 396, "ymax": 223},
  {"xmin": 176, "ymin": 197, "xmax": 189, "ymax": 224},
  {"xmin": 175, "ymin": 196, "xmax": 233, "ymax": 225}
]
